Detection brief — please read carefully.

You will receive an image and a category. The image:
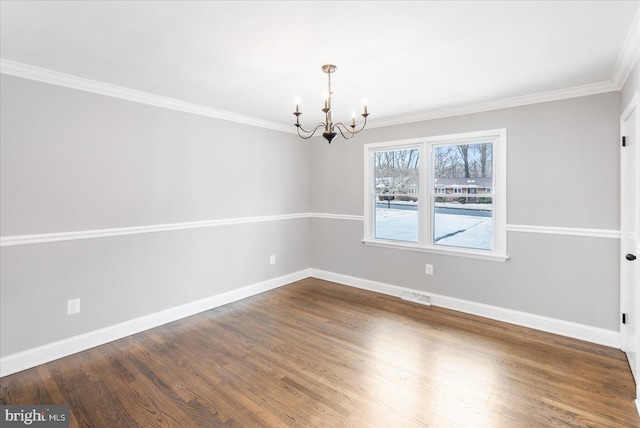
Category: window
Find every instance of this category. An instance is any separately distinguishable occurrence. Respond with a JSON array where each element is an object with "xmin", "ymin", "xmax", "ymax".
[{"xmin": 364, "ymin": 129, "xmax": 507, "ymax": 261}]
